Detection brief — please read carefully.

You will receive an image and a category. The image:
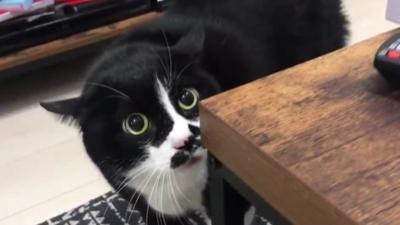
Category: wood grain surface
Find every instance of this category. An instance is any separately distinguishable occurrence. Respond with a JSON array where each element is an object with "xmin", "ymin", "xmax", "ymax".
[
  {"xmin": 0, "ymin": 12, "xmax": 159, "ymax": 72},
  {"xmin": 200, "ymin": 29, "xmax": 400, "ymax": 225}
]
